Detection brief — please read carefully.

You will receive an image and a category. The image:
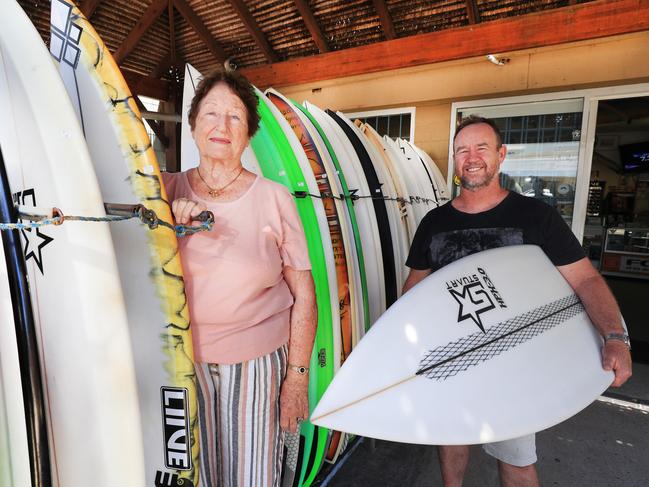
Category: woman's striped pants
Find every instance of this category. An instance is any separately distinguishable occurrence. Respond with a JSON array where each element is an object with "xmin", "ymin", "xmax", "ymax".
[{"xmin": 195, "ymin": 345, "xmax": 288, "ymax": 487}]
